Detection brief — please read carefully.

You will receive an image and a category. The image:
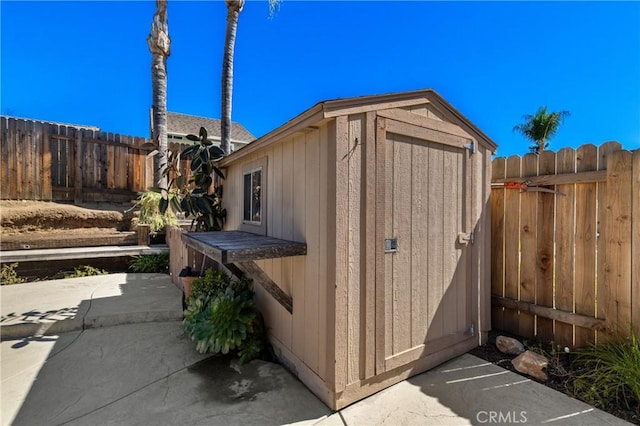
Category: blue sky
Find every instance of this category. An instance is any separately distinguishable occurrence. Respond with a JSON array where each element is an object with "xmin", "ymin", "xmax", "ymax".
[{"xmin": 2, "ymin": 1, "xmax": 639, "ymax": 157}]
